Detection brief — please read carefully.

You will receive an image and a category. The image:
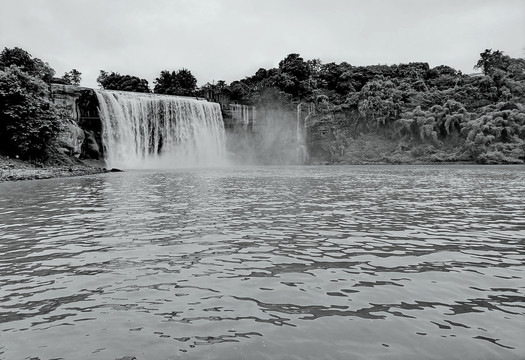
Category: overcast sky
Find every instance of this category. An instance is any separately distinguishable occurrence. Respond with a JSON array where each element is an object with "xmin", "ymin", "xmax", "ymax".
[{"xmin": 1, "ymin": 0, "xmax": 524, "ymax": 88}]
